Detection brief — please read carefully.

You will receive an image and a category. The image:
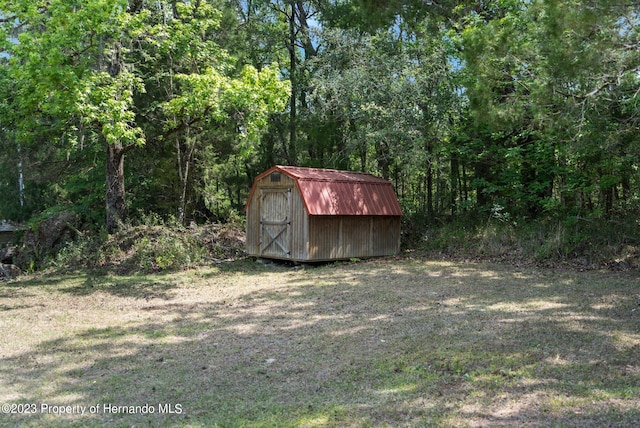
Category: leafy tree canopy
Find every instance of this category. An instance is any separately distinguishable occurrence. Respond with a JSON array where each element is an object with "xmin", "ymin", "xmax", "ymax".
[{"xmin": 0, "ymin": 0, "xmax": 289, "ymax": 229}]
